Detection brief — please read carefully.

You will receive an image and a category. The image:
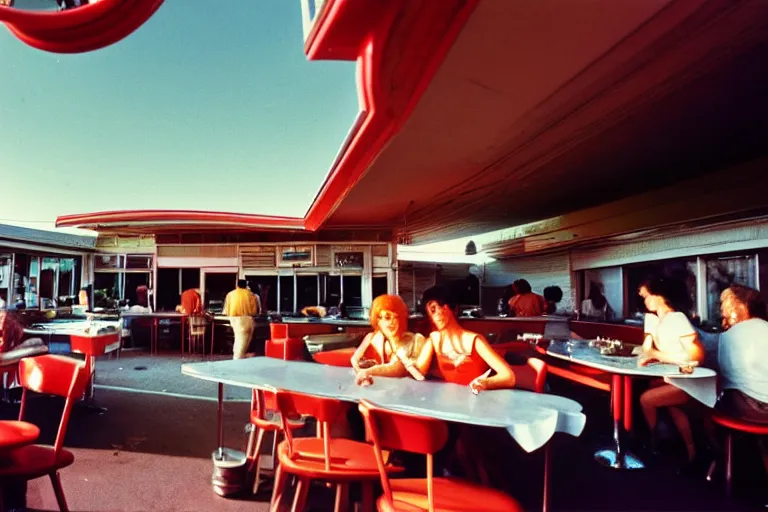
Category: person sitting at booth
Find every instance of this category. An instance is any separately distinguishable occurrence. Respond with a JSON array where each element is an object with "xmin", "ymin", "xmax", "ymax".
[
  {"xmin": 716, "ymin": 285, "xmax": 768, "ymax": 423},
  {"xmin": 350, "ymin": 294, "xmax": 430, "ymax": 385},
  {"xmin": 507, "ymin": 279, "xmax": 546, "ymax": 317},
  {"xmin": 423, "ymin": 284, "xmax": 517, "ymax": 393},
  {"xmin": 637, "ymin": 277, "xmax": 705, "ymax": 466}
]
